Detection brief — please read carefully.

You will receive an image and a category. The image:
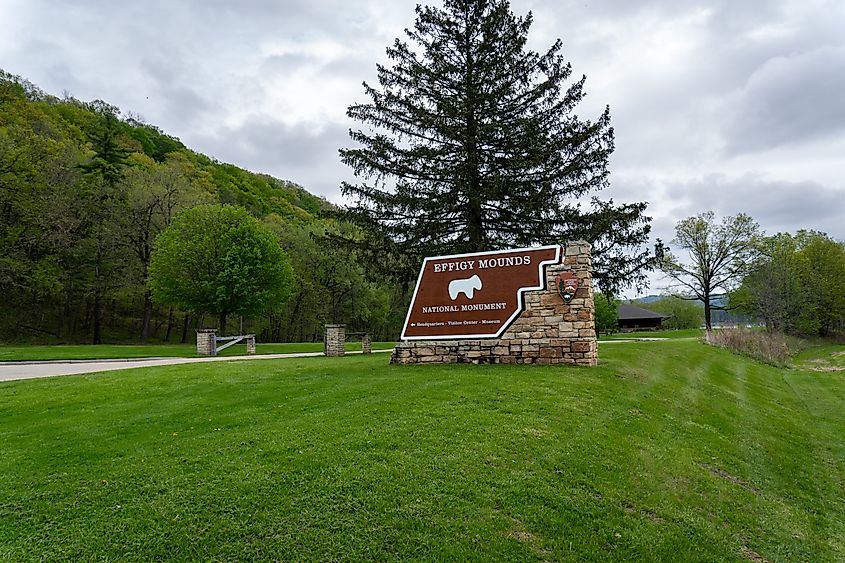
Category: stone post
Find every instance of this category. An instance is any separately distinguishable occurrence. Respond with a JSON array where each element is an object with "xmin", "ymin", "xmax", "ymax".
[
  {"xmin": 246, "ymin": 335, "xmax": 256, "ymax": 354},
  {"xmin": 196, "ymin": 329, "xmax": 217, "ymax": 356},
  {"xmin": 361, "ymin": 333, "xmax": 372, "ymax": 354},
  {"xmin": 324, "ymin": 324, "xmax": 346, "ymax": 356}
]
